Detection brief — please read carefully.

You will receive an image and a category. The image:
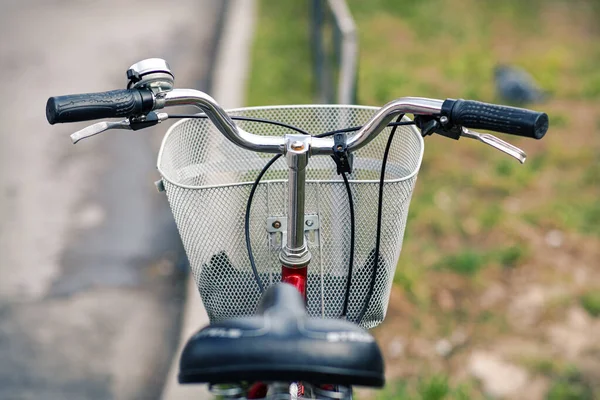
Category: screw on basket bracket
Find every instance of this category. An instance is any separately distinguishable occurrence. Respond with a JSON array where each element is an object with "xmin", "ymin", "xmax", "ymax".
[
  {"xmin": 272, "ymin": 220, "xmax": 282, "ymax": 229},
  {"xmin": 305, "ymin": 219, "xmax": 314, "ymax": 227},
  {"xmin": 290, "ymin": 141, "xmax": 305, "ymax": 151}
]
